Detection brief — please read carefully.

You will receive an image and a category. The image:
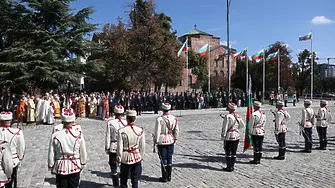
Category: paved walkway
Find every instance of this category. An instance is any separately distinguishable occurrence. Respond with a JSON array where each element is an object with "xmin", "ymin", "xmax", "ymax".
[{"xmin": 16, "ymin": 101, "xmax": 335, "ymax": 187}]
